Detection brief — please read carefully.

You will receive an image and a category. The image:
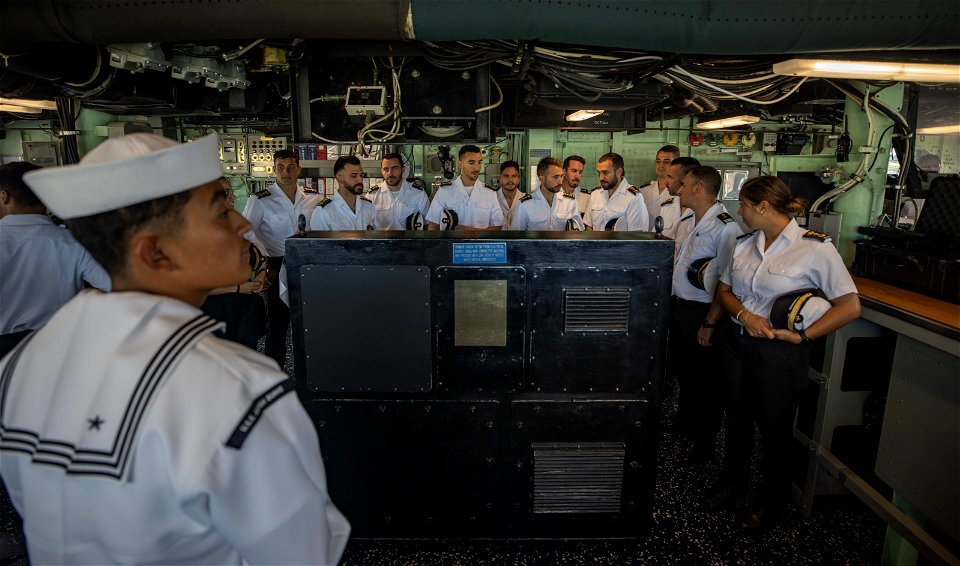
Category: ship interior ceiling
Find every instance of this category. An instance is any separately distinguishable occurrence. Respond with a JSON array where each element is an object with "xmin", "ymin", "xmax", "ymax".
[{"xmin": 1, "ymin": 0, "xmax": 960, "ymax": 564}]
